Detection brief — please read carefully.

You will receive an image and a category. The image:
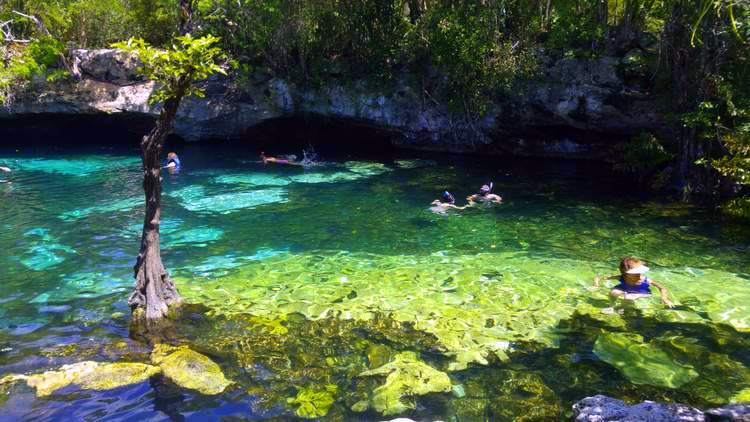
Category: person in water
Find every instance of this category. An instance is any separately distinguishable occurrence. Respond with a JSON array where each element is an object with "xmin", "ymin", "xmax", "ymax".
[
  {"xmin": 593, "ymin": 257, "xmax": 674, "ymax": 308},
  {"xmin": 431, "ymin": 191, "xmax": 468, "ymax": 212},
  {"xmin": 260, "ymin": 151, "xmax": 301, "ymax": 166},
  {"xmin": 0, "ymin": 166, "xmax": 10, "ymax": 183},
  {"xmin": 467, "ymin": 182, "xmax": 502, "ymax": 205},
  {"xmin": 165, "ymin": 152, "xmax": 181, "ymax": 169}
]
